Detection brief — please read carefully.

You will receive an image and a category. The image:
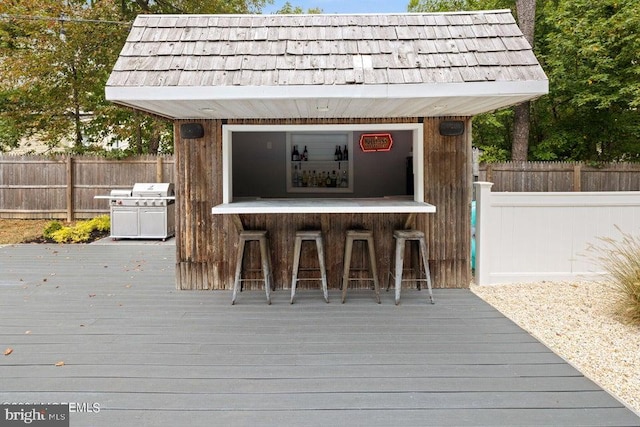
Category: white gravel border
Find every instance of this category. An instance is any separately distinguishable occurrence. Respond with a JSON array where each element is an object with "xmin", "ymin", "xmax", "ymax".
[{"xmin": 471, "ymin": 280, "xmax": 640, "ymax": 415}]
